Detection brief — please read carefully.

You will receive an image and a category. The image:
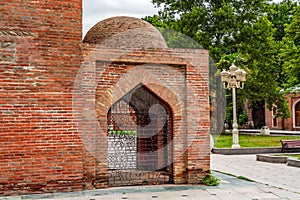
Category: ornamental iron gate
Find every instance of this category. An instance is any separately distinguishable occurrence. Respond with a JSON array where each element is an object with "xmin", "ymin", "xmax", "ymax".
[{"xmin": 107, "ymin": 85, "xmax": 173, "ymax": 186}]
